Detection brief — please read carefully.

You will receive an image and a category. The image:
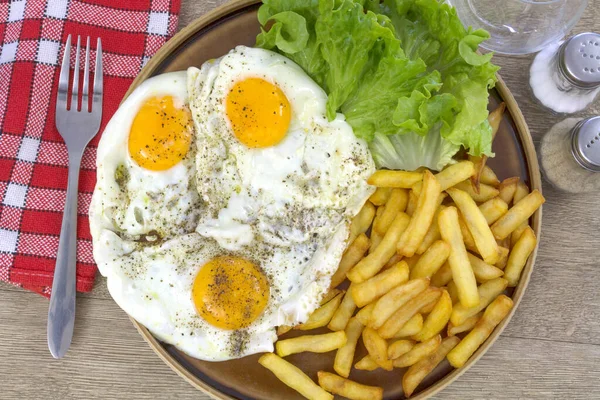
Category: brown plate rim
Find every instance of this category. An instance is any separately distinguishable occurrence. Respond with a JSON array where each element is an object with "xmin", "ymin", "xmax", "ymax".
[{"xmin": 123, "ymin": 1, "xmax": 543, "ymax": 398}]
